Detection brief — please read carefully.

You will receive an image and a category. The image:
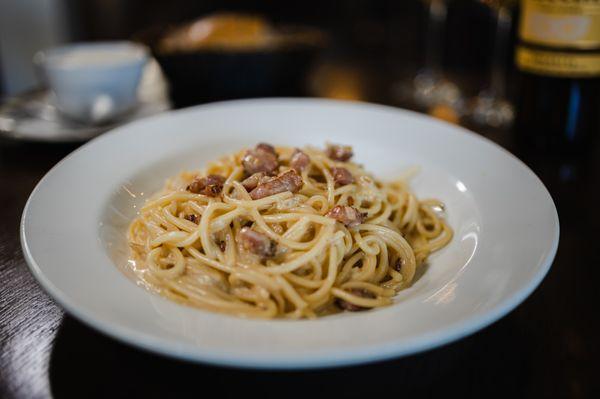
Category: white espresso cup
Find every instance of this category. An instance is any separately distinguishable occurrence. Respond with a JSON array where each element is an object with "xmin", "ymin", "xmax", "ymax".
[{"xmin": 35, "ymin": 41, "xmax": 149, "ymax": 124}]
